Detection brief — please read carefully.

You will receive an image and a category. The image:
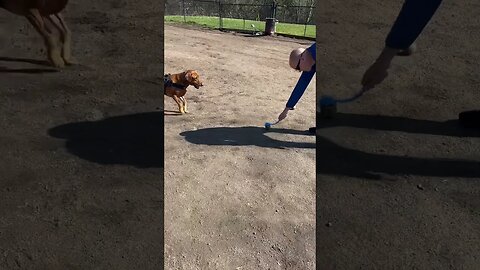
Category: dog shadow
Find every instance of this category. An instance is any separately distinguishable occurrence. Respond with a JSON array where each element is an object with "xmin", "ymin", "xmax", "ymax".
[
  {"xmin": 48, "ymin": 112, "xmax": 164, "ymax": 168},
  {"xmin": 164, "ymin": 110, "xmax": 183, "ymax": 116},
  {"xmin": 0, "ymin": 56, "xmax": 58, "ymax": 73},
  {"xmin": 0, "ymin": 56, "xmax": 51, "ymax": 66},
  {"xmin": 317, "ymin": 112, "xmax": 480, "ymax": 179},
  {"xmin": 180, "ymin": 126, "xmax": 315, "ymax": 149},
  {"xmin": 0, "ymin": 67, "xmax": 58, "ymax": 73}
]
